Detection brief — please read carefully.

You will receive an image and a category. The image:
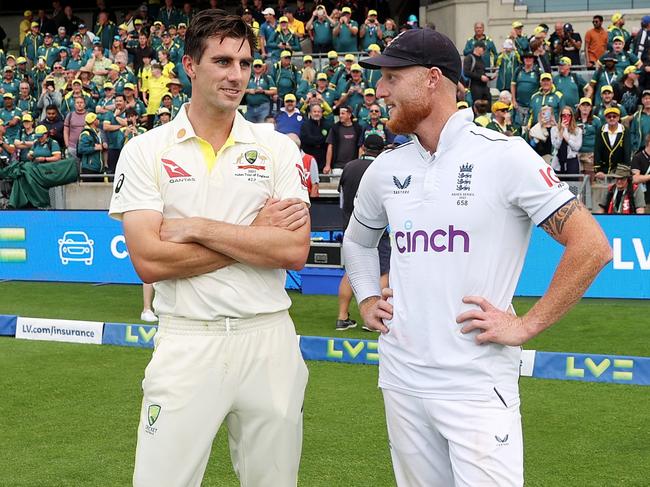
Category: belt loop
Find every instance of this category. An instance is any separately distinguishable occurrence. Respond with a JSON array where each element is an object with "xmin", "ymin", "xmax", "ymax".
[{"xmin": 226, "ymin": 317, "xmax": 231, "ymax": 334}]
